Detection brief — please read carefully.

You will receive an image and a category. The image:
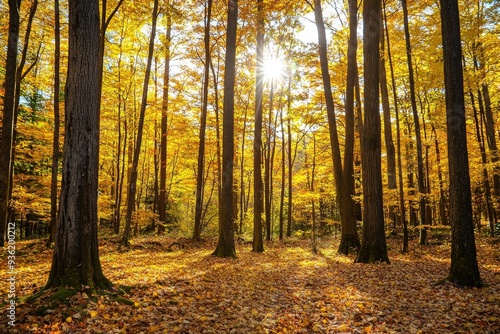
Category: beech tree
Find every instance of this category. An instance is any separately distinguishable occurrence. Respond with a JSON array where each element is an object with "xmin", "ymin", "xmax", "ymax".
[
  {"xmin": 439, "ymin": 0, "xmax": 482, "ymax": 287},
  {"xmin": 45, "ymin": 0, "xmax": 112, "ymax": 290}
]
